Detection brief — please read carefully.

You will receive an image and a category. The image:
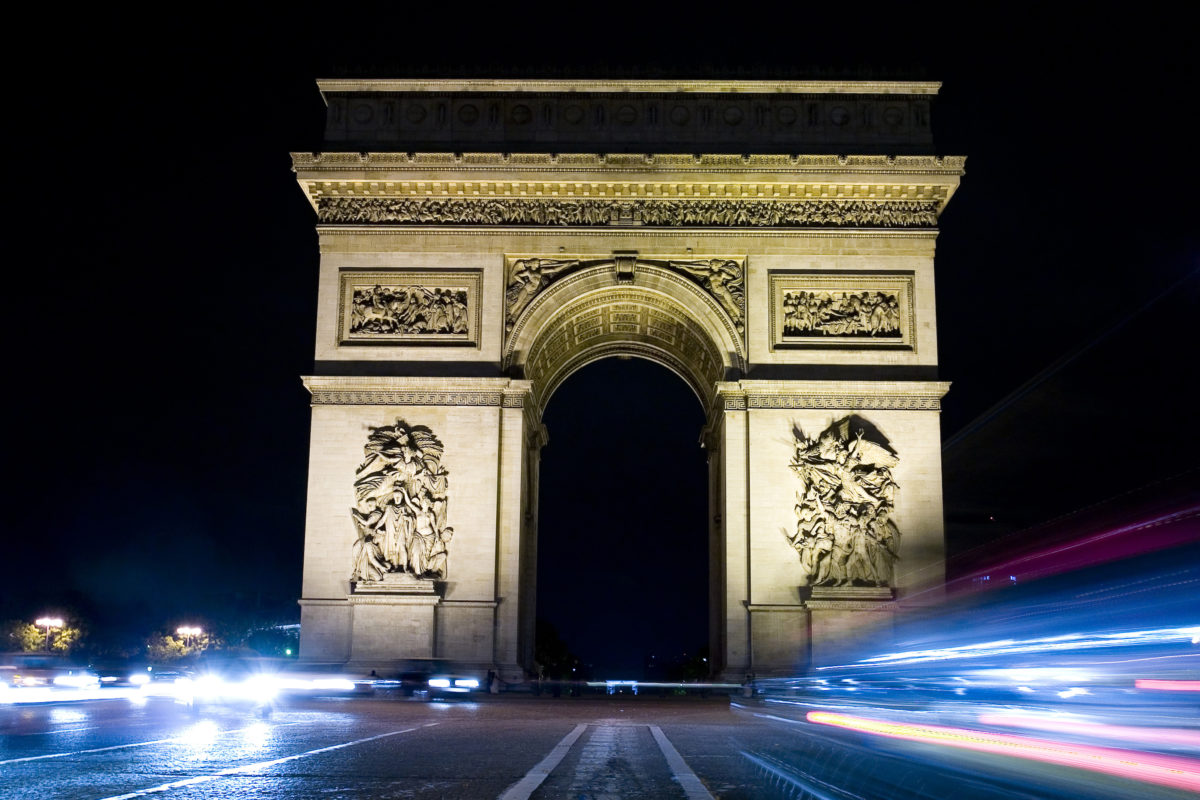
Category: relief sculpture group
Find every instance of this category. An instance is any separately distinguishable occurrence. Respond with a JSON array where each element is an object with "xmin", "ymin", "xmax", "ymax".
[
  {"xmin": 788, "ymin": 418, "xmax": 900, "ymax": 587},
  {"xmin": 350, "ymin": 419, "xmax": 453, "ymax": 583},
  {"xmin": 783, "ymin": 290, "xmax": 901, "ymax": 337},
  {"xmin": 350, "ymin": 285, "xmax": 469, "ymax": 335}
]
